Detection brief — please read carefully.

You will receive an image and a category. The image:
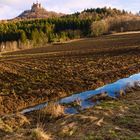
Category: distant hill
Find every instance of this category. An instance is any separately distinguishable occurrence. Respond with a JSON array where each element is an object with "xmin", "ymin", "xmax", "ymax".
[
  {"xmin": 1, "ymin": 5, "xmax": 139, "ymax": 52},
  {"xmin": 64, "ymin": 7, "xmax": 130, "ymax": 20},
  {"xmin": 16, "ymin": 3, "xmax": 130, "ymax": 20},
  {"xmin": 16, "ymin": 2, "xmax": 64, "ymax": 19}
]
